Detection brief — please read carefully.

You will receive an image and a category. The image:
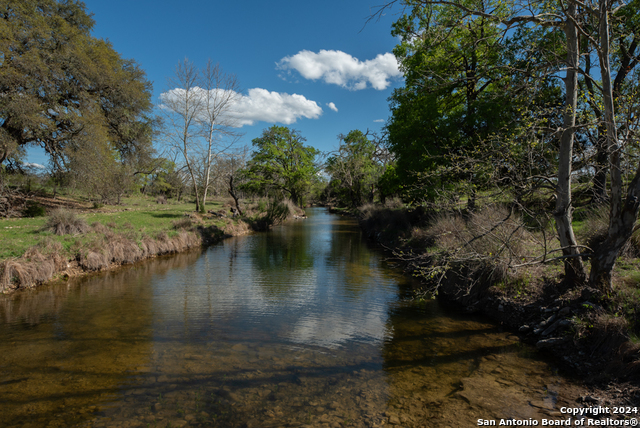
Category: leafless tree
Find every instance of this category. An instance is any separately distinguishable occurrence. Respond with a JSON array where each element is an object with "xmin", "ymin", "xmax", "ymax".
[
  {"xmin": 196, "ymin": 59, "xmax": 243, "ymax": 212},
  {"xmin": 159, "ymin": 58, "xmax": 204, "ymax": 211},
  {"xmin": 160, "ymin": 59, "xmax": 243, "ymax": 212}
]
